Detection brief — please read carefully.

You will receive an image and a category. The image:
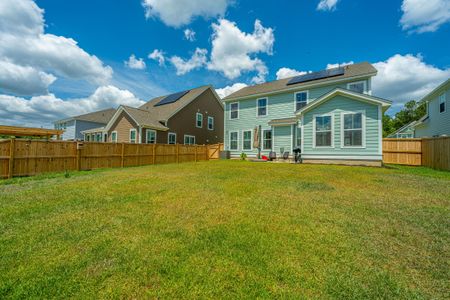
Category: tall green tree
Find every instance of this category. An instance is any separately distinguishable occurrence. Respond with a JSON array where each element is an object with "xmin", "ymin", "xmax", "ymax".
[{"xmin": 383, "ymin": 100, "xmax": 426, "ymax": 137}]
